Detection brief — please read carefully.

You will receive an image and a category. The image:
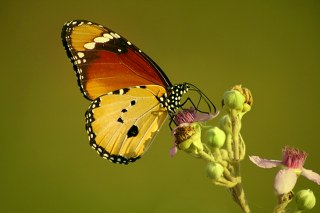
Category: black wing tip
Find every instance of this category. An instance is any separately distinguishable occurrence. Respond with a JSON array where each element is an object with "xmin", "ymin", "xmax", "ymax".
[
  {"xmin": 61, "ymin": 20, "xmax": 96, "ymax": 39},
  {"xmin": 61, "ymin": 20, "xmax": 94, "ymax": 101}
]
